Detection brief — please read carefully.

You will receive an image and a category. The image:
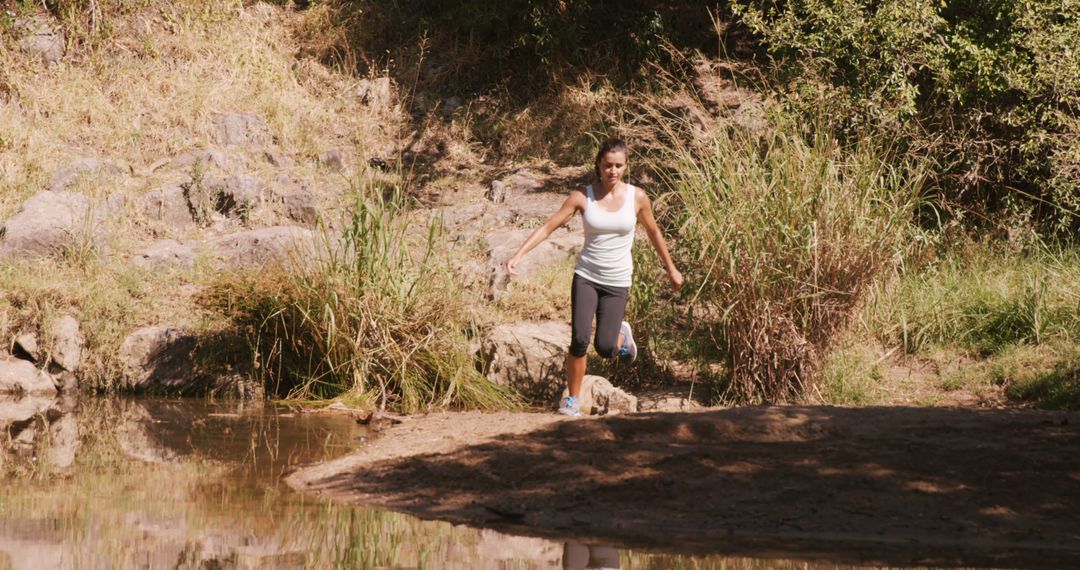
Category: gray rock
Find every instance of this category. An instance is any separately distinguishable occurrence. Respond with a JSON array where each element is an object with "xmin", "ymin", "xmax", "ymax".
[
  {"xmin": 213, "ymin": 174, "xmax": 263, "ymax": 216},
  {"xmin": 281, "ymin": 186, "xmax": 318, "ymax": 225},
  {"xmin": 49, "ymin": 157, "xmax": 124, "ymax": 192},
  {"xmin": 0, "ymin": 359, "xmax": 57, "ymax": 396},
  {"xmin": 205, "ymin": 226, "xmax": 314, "ymax": 269},
  {"xmin": 0, "ymin": 395, "xmax": 53, "ymax": 423},
  {"xmin": 170, "ymin": 149, "xmax": 232, "ymax": 171},
  {"xmin": 131, "ymin": 239, "xmax": 195, "ymax": 270},
  {"xmin": 507, "ymin": 168, "xmax": 544, "ymax": 192},
  {"xmin": 318, "ymin": 149, "xmax": 346, "ymax": 172},
  {"xmin": 487, "ymin": 180, "xmax": 507, "ymax": 204},
  {"xmin": 483, "ymin": 320, "xmax": 570, "ymax": 402},
  {"xmin": 15, "ymin": 17, "xmax": 65, "ymax": 65},
  {"xmin": 264, "ymin": 150, "xmax": 294, "ymax": 168},
  {"xmin": 142, "ymin": 184, "xmax": 196, "ymax": 231},
  {"xmin": 441, "ymin": 96, "xmax": 463, "ymax": 118},
  {"xmin": 486, "ymin": 227, "xmax": 581, "ymax": 298},
  {"xmin": 355, "ymin": 77, "xmax": 394, "ymax": 110},
  {"xmin": 213, "ymin": 113, "xmax": 271, "ymax": 146},
  {"xmin": 119, "ymin": 326, "xmax": 200, "ymax": 392},
  {"xmin": 561, "ymin": 375, "xmax": 638, "ymax": 416},
  {"xmin": 12, "ymin": 333, "xmax": 39, "ymax": 363},
  {"xmin": 48, "ymin": 315, "xmax": 83, "ymax": 373},
  {"xmin": 0, "ymin": 191, "xmax": 105, "ymax": 259}
]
